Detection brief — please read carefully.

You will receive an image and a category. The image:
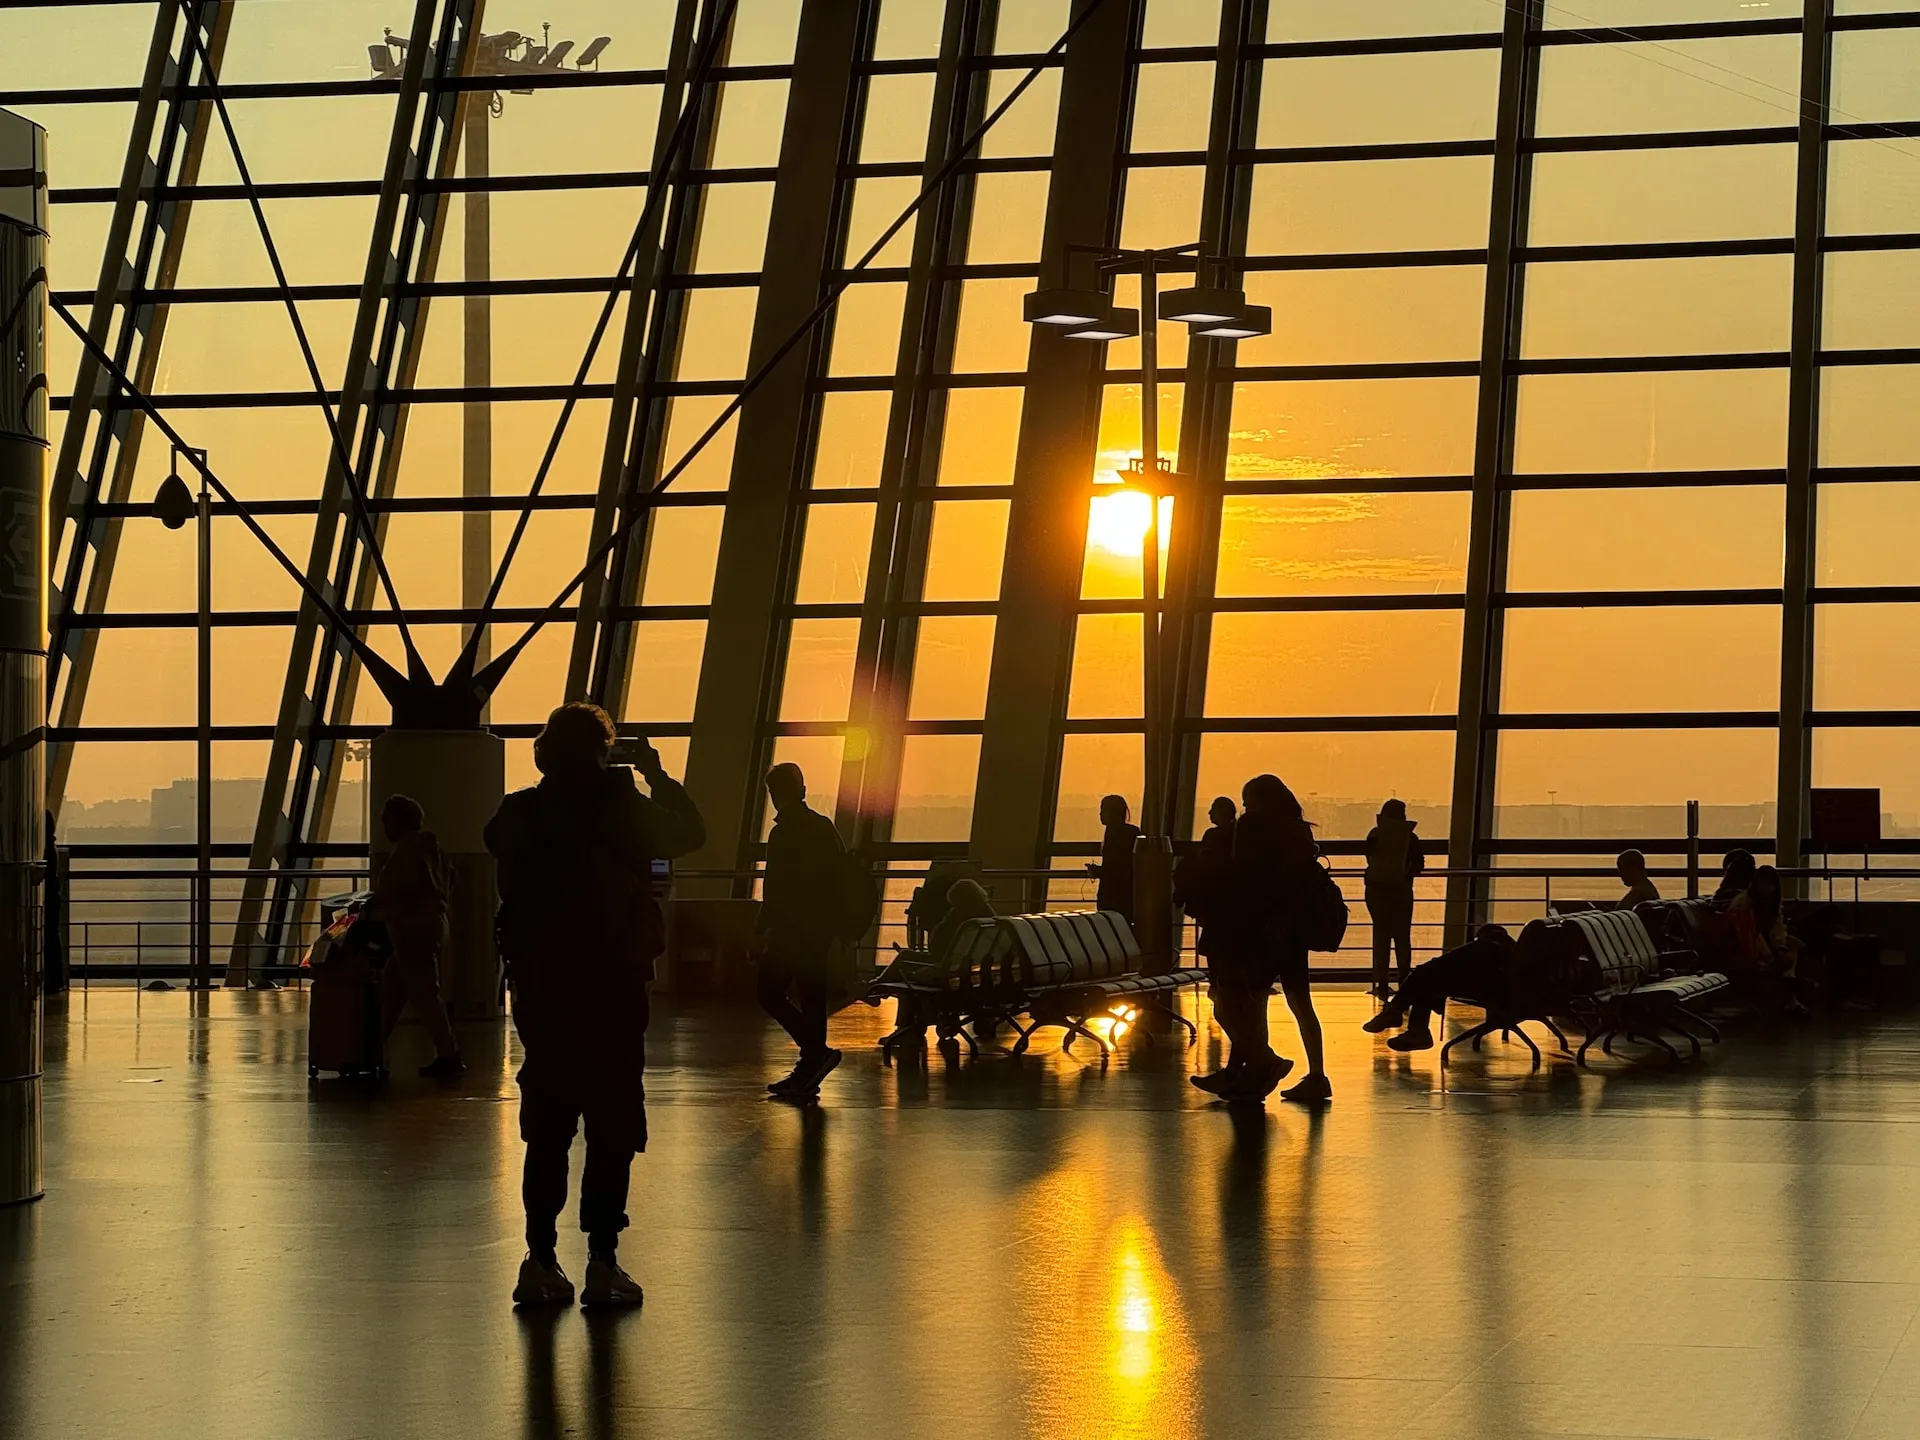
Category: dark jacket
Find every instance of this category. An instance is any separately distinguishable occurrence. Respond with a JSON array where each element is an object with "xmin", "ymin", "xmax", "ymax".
[
  {"xmin": 1216, "ymin": 810, "xmax": 1319, "ymax": 955},
  {"xmin": 1174, "ymin": 821, "xmax": 1236, "ymax": 956},
  {"xmin": 370, "ymin": 828, "xmax": 450, "ymax": 951},
  {"xmin": 1094, "ymin": 822, "xmax": 1143, "ymax": 920},
  {"xmin": 484, "ymin": 764, "xmax": 705, "ymax": 1019},
  {"xmin": 1363, "ymin": 818, "xmax": 1425, "ymax": 894},
  {"xmin": 760, "ymin": 802, "xmax": 845, "ymax": 949}
]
